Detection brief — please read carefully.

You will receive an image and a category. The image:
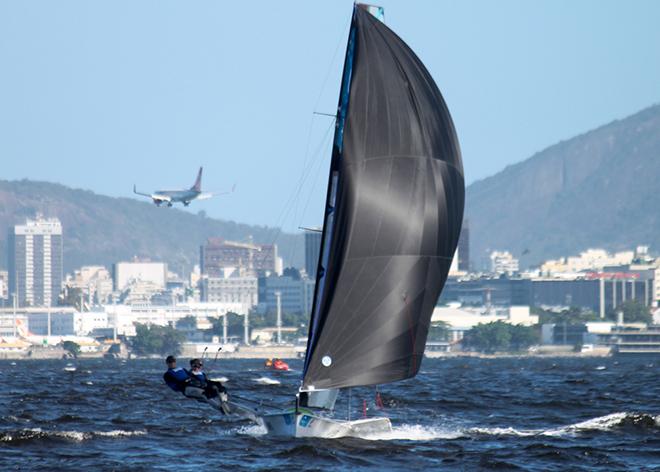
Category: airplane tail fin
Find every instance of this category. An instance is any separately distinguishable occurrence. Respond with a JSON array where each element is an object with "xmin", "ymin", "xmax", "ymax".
[{"xmin": 192, "ymin": 167, "xmax": 203, "ymax": 192}]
